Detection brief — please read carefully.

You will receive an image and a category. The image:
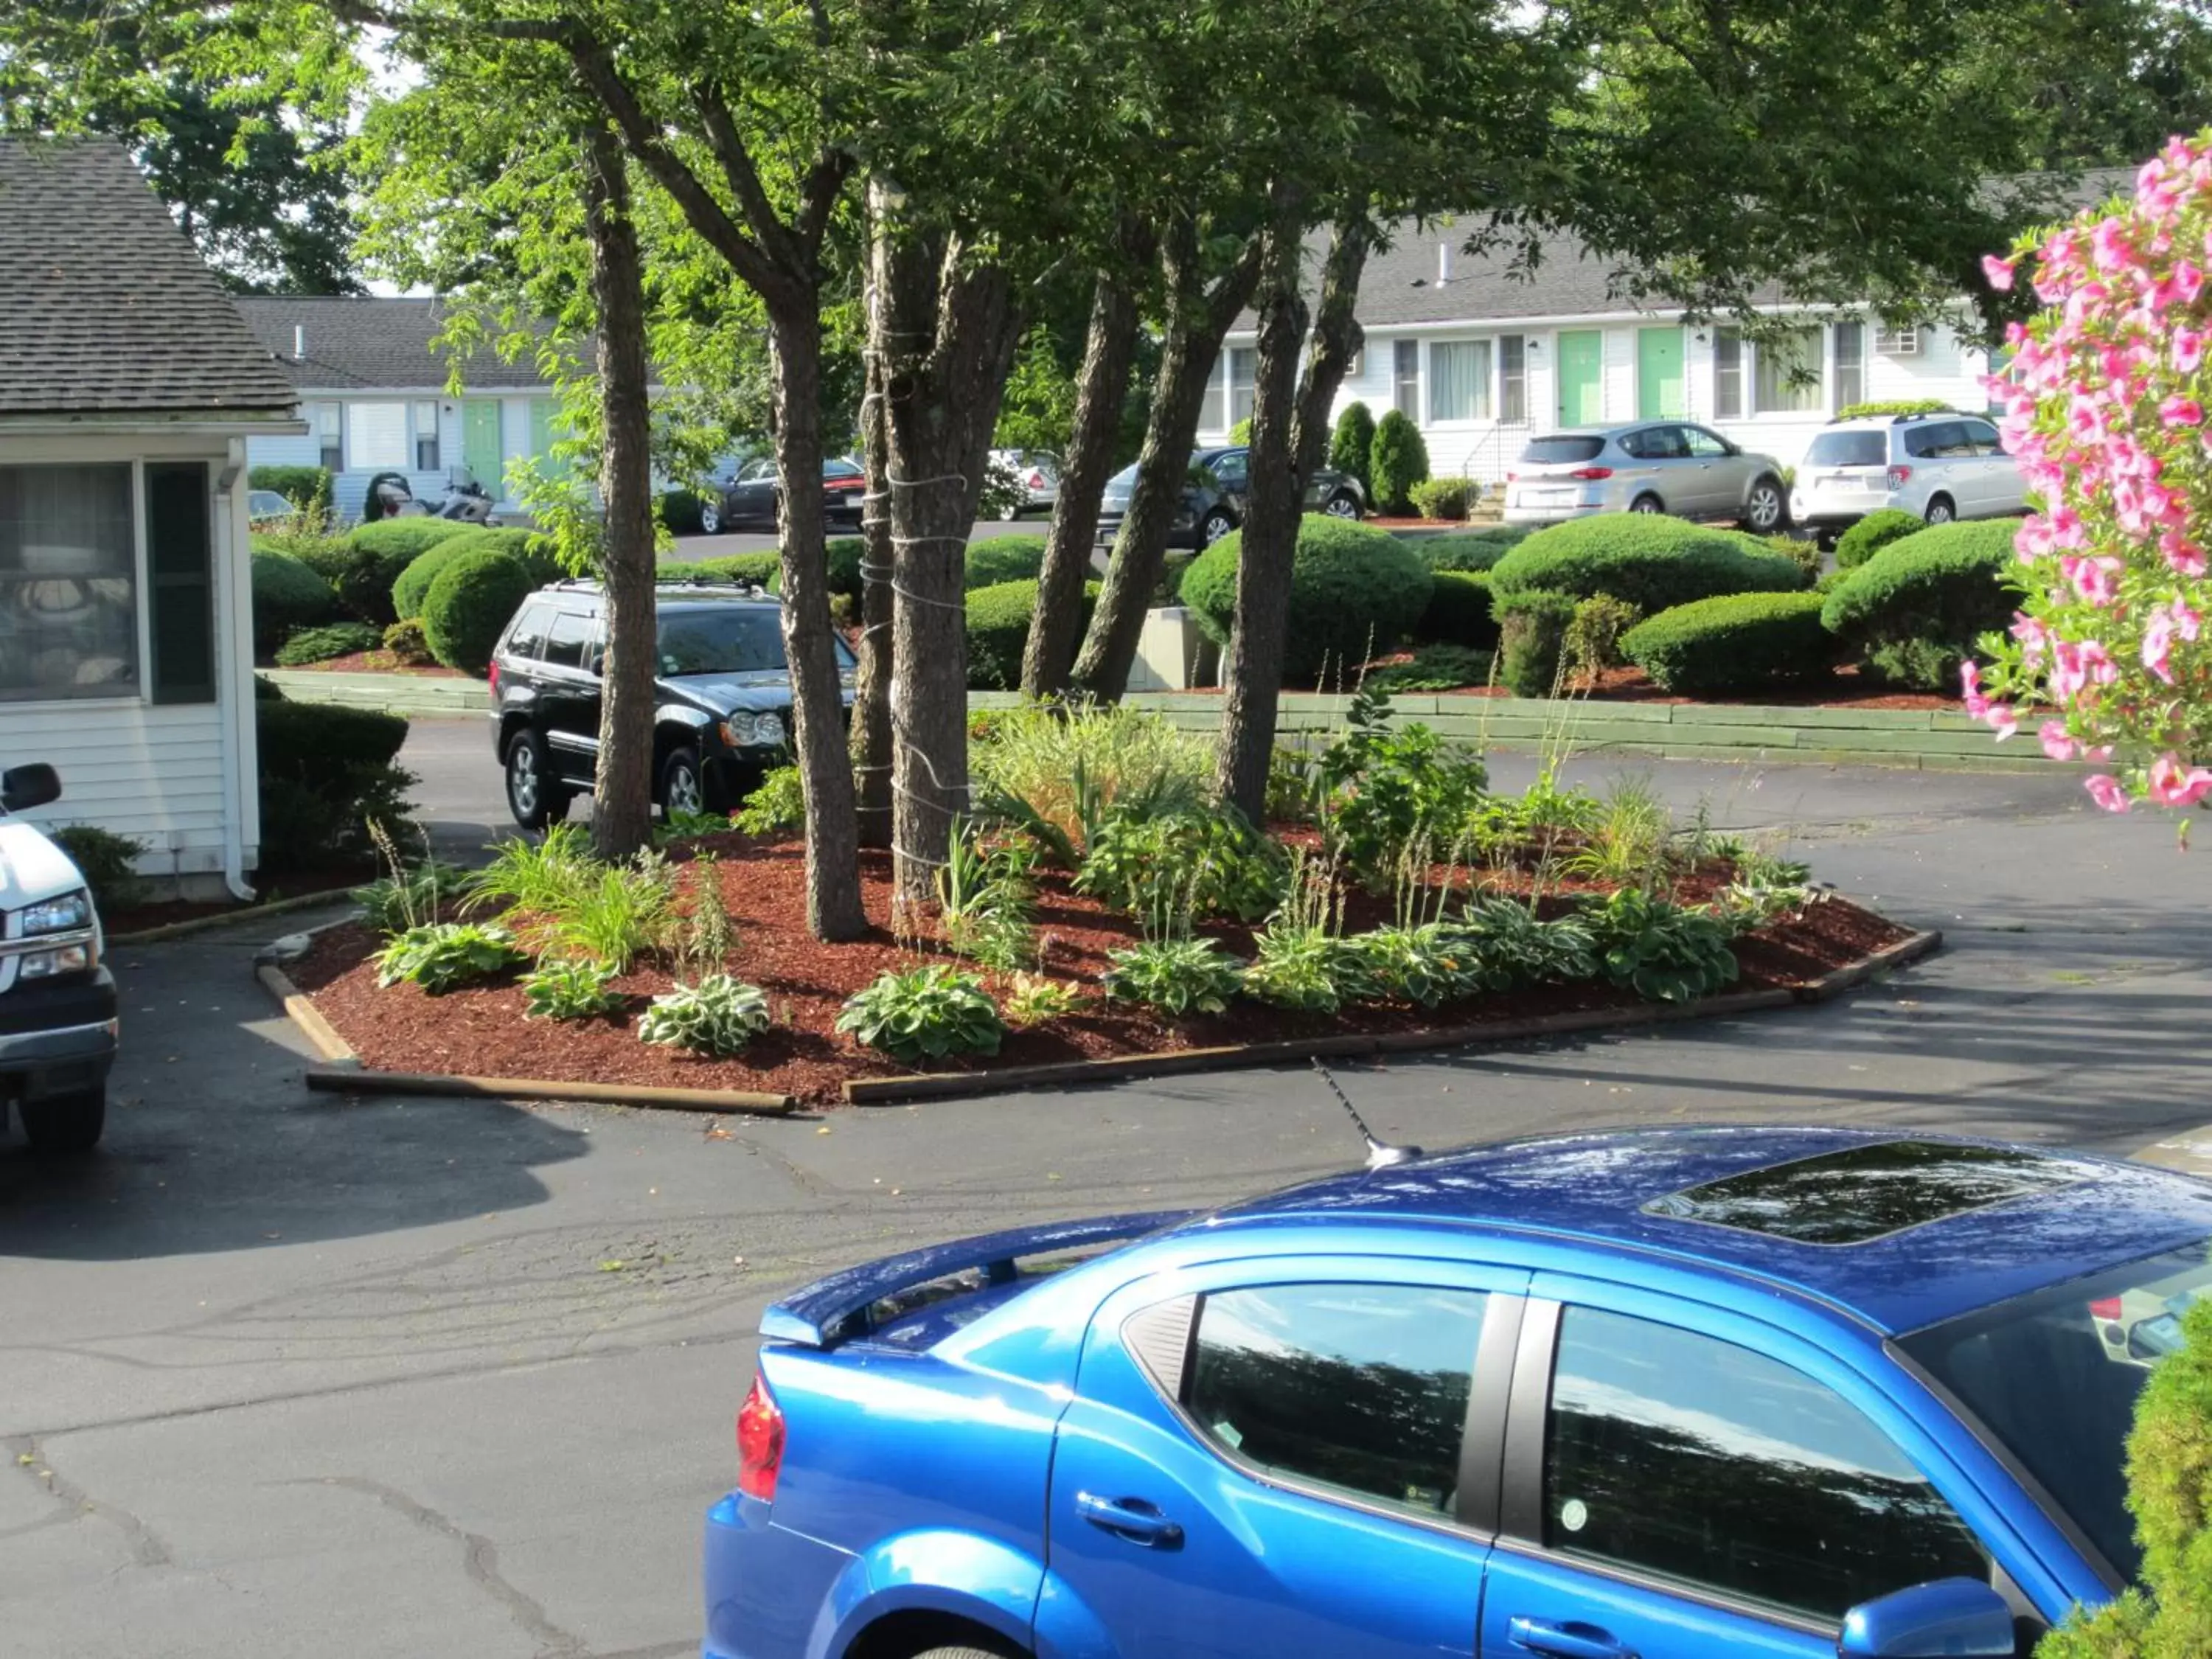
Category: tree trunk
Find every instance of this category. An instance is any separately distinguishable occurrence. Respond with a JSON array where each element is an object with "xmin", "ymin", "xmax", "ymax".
[
  {"xmin": 852, "ymin": 281, "xmax": 894, "ymax": 849},
  {"xmin": 1292, "ymin": 212, "xmax": 1372, "ymax": 488},
  {"xmin": 1070, "ymin": 225, "xmax": 1263, "ymax": 700},
  {"xmin": 1022, "ymin": 267, "xmax": 1140, "ymax": 698},
  {"xmin": 765, "ymin": 296, "xmax": 869, "ymax": 940},
  {"xmin": 875, "ymin": 217, "xmax": 1023, "ymax": 909},
  {"xmin": 1214, "ymin": 207, "xmax": 1312, "ymax": 821},
  {"xmin": 582, "ymin": 125, "xmax": 658, "ymax": 862}
]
